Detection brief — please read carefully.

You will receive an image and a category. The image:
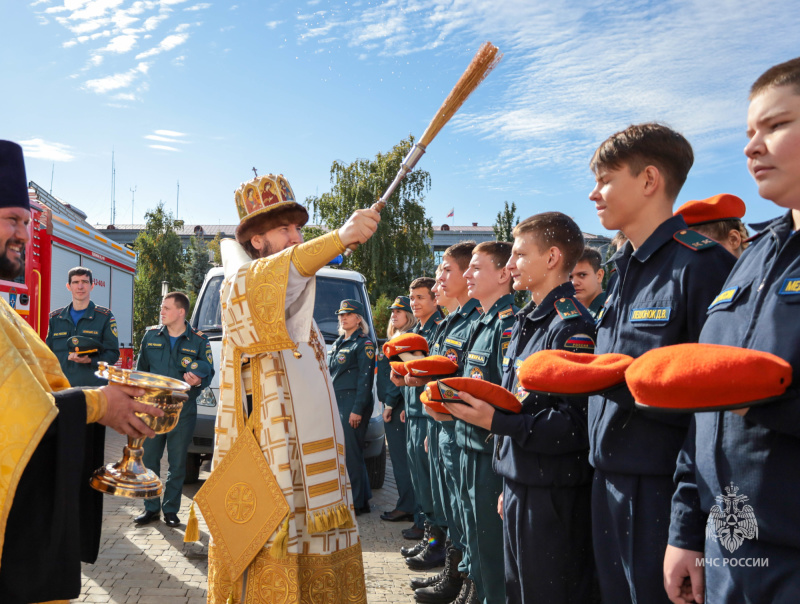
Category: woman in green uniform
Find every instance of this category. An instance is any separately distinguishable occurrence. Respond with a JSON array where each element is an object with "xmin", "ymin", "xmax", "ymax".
[
  {"xmin": 328, "ymin": 299, "xmax": 376, "ymax": 514},
  {"xmin": 376, "ymin": 296, "xmax": 418, "ymax": 522}
]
